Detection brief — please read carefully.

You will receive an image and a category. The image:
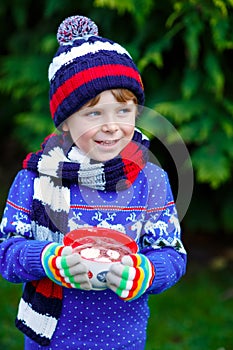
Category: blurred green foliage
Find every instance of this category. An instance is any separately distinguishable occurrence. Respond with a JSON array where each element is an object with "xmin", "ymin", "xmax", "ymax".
[{"xmin": 1, "ymin": 0, "xmax": 233, "ymax": 233}]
